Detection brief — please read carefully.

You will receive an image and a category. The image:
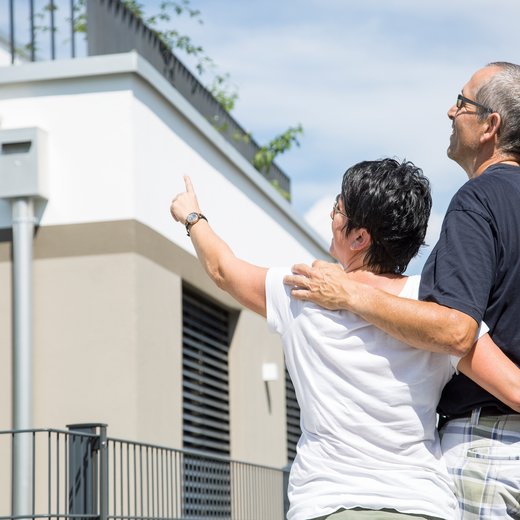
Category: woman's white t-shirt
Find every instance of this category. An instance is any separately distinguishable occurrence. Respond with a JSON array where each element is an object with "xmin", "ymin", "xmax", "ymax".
[{"xmin": 266, "ymin": 269, "xmax": 460, "ymax": 520}]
